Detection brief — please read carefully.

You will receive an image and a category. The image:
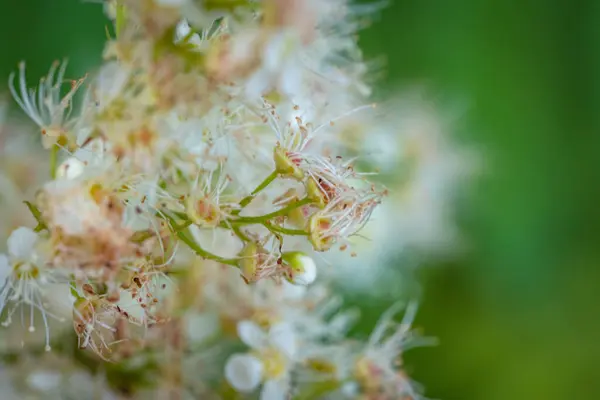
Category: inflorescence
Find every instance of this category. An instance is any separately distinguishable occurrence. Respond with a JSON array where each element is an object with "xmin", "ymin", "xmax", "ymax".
[{"xmin": 0, "ymin": 1, "xmax": 433, "ymax": 398}]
